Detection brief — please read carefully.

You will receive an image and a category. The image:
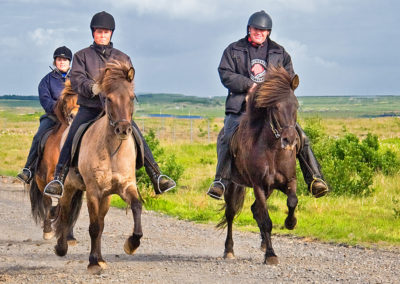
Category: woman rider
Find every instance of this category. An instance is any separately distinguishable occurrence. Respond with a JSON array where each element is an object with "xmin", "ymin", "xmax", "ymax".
[
  {"xmin": 17, "ymin": 46, "xmax": 72, "ymax": 183},
  {"xmin": 44, "ymin": 11, "xmax": 175, "ymax": 198}
]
